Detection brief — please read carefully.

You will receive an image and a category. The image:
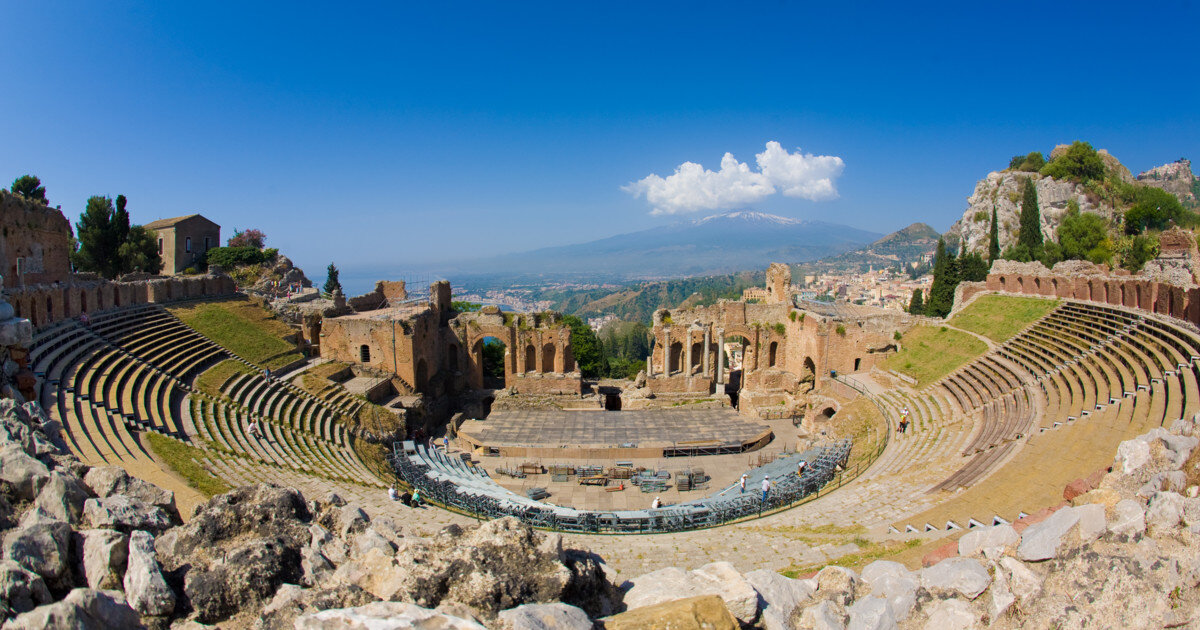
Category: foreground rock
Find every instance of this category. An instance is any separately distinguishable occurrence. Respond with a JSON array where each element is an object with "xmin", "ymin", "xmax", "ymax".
[
  {"xmin": 294, "ymin": 600, "xmax": 486, "ymax": 629},
  {"xmin": 3, "ymin": 588, "xmax": 141, "ymax": 630},
  {"xmin": 330, "ymin": 517, "xmax": 615, "ymax": 619},
  {"xmin": 155, "ymin": 484, "xmax": 311, "ymax": 623},
  {"xmin": 603, "ymin": 595, "xmax": 738, "ymax": 630}
]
